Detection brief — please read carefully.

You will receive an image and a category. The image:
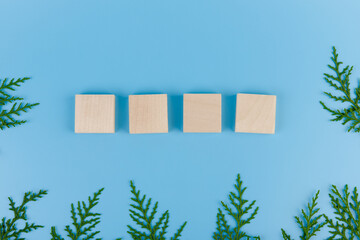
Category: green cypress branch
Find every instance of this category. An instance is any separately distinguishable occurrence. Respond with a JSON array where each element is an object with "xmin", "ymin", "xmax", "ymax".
[
  {"xmin": 213, "ymin": 174, "xmax": 260, "ymax": 240},
  {"xmin": 0, "ymin": 77, "xmax": 30, "ymax": 92},
  {"xmin": 325, "ymin": 185, "xmax": 360, "ymax": 240},
  {"xmin": 281, "ymin": 191, "xmax": 326, "ymax": 240},
  {"xmin": 0, "ymin": 190, "xmax": 48, "ymax": 240},
  {"xmin": 0, "ymin": 77, "xmax": 39, "ymax": 130},
  {"xmin": 127, "ymin": 181, "xmax": 187, "ymax": 240},
  {"xmin": 50, "ymin": 188, "xmax": 109, "ymax": 240},
  {"xmin": 281, "ymin": 229, "xmax": 292, "ymax": 240},
  {"xmin": 0, "ymin": 96, "xmax": 23, "ymax": 106},
  {"xmin": 320, "ymin": 46, "xmax": 360, "ymax": 132}
]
